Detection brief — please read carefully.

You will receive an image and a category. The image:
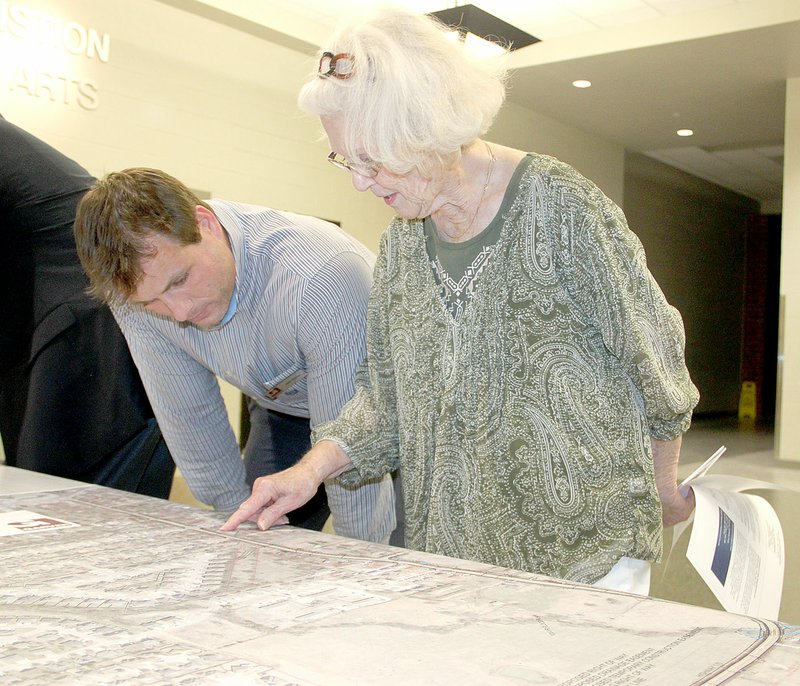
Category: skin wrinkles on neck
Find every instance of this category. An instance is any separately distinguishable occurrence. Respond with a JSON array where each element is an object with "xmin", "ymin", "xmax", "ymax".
[{"xmin": 430, "ymin": 140, "xmax": 498, "ymax": 243}]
